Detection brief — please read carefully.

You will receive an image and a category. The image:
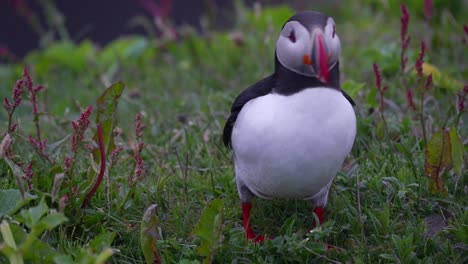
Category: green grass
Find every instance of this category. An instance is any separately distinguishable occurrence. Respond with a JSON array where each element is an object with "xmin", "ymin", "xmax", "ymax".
[{"xmin": 0, "ymin": 1, "xmax": 467, "ymax": 263}]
